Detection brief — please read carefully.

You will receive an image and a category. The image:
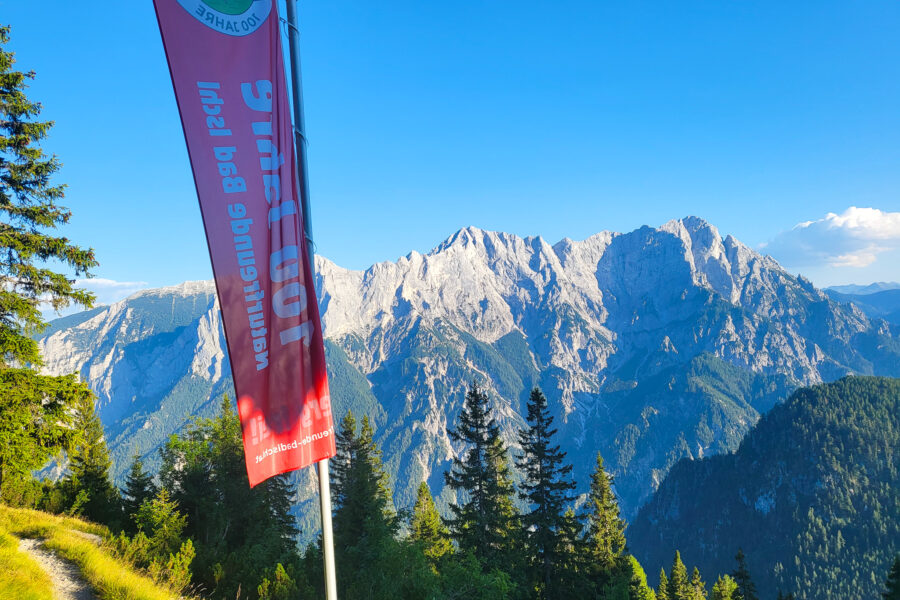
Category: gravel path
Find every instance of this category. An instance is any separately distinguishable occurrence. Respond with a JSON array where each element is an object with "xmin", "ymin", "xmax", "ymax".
[{"xmin": 17, "ymin": 537, "xmax": 96, "ymax": 600}]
